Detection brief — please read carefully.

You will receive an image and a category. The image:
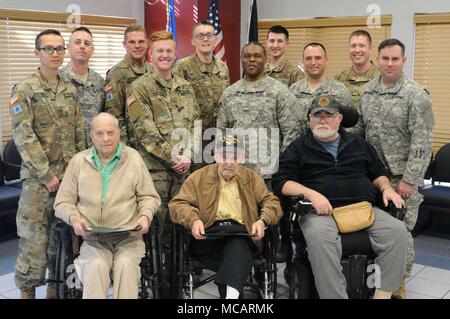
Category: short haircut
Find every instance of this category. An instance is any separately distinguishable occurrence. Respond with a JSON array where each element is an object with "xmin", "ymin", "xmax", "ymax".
[
  {"xmin": 71, "ymin": 26, "xmax": 93, "ymax": 37},
  {"xmin": 349, "ymin": 29, "xmax": 372, "ymax": 45},
  {"xmin": 124, "ymin": 24, "xmax": 147, "ymax": 41},
  {"xmin": 267, "ymin": 25, "xmax": 289, "ymax": 40},
  {"xmin": 378, "ymin": 38, "xmax": 405, "ymax": 56},
  {"xmin": 150, "ymin": 30, "xmax": 174, "ymax": 42},
  {"xmin": 241, "ymin": 42, "xmax": 266, "ymax": 56},
  {"xmin": 303, "ymin": 42, "xmax": 327, "ymax": 56},
  {"xmin": 192, "ymin": 21, "xmax": 215, "ymax": 36},
  {"xmin": 90, "ymin": 112, "xmax": 119, "ymax": 133},
  {"xmin": 35, "ymin": 29, "xmax": 63, "ymax": 50}
]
